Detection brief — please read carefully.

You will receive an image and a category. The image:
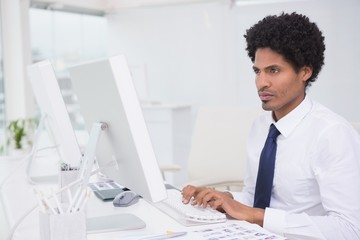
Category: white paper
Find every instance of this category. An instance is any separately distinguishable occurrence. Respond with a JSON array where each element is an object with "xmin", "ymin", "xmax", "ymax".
[{"xmin": 189, "ymin": 221, "xmax": 286, "ymax": 240}]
